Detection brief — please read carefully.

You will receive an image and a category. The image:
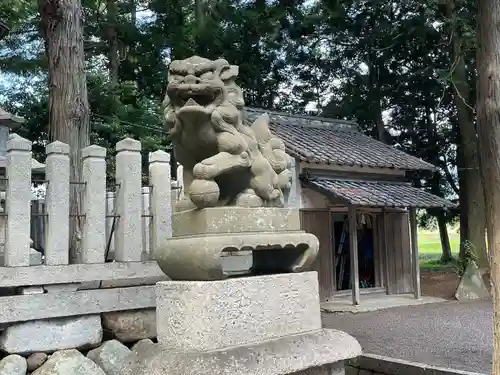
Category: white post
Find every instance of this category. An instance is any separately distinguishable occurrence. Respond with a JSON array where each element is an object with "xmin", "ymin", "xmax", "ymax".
[
  {"xmin": 45, "ymin": 141, "xmax": 70, "ymax": 265},
  {"xmin": 115, "ymin": 138, "xmax": 142, "ymax": 262},
  {"xmin": 5, "ymin": 134, "xmax": 32, "ymax": 267},
  {"xmin": 105, "ymin": 191, "xmax": 116, "ymax": 260},
  {"xmin": 141, "ymin": 186, "xmax": 151, "ymax": 260},
  {"xmin": 149, "ymin": 150, "xmax": 172, "ymax": 257},
  {"xmin": 80, "ymin": 145, "xmax": 107, "ymax": 263}
]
